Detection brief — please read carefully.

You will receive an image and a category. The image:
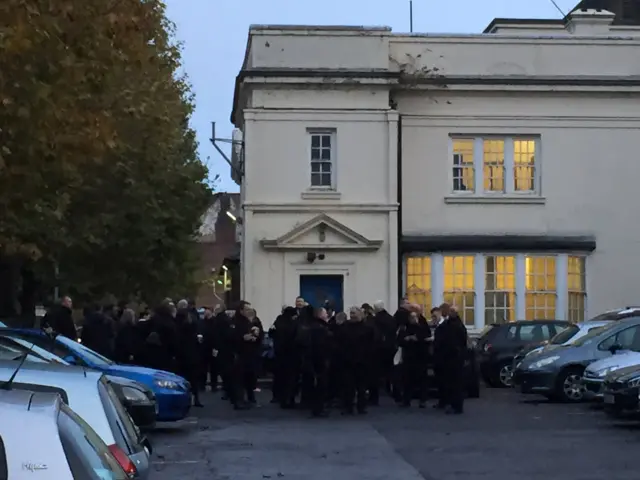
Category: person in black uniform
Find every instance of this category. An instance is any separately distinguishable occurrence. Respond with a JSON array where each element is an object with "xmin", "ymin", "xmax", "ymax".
[
  {"xmin": 212, "ymin": 305, "xmax": 234, "ymax": 401},
  {"xmin": 326, "ymin": 311, "xmax": 347, "ymax": 406},
  {"xmin": 362, "ymin": 303, "xmax": 382, "ymax": 406},
  {"xmin": 304, "ymin": 307, "xmax": 332, "ymax": 417},
  {"xmin": 397, "ymin": 308, "xmax": 431, "ymax": 408},
  {"xmin": 435, "ymin": 303, "xmax": 468, "ymax": 414},
  {"xmin": 229, "ymin": 301, "xmax": 260, "ymax": 410},
  {"xmin": 270, "ymin": 306, "xmax": 299, "ymax": 409},
  {"xmin": 295, "ymin": 304, "xmax": 316, "ymax": 408},
  {"xmin": 175, "ymin": 301, "xmax": 204, "ymax": 407},
  {"xmin": 372, "ymin": 300, "xmax": 398, "ymax": 396},
  {"xmin": 392, "ymin": 297, "xmax": 411, "ymax": 402},
  {"xmin": 338, "ymin": 306, "xmax": 375, "ymax": 415}
]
